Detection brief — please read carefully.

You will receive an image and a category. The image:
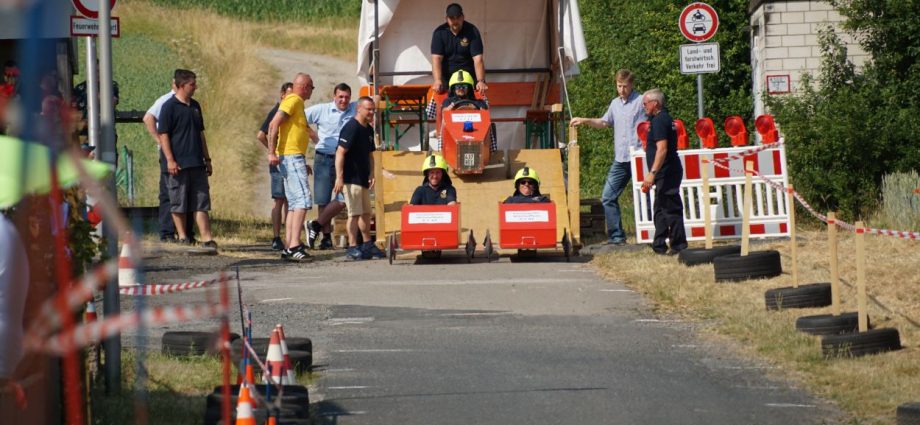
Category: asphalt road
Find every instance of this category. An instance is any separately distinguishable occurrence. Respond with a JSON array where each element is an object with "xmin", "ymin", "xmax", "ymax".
[{"xmin": 131, "ymin": 247, "xmax": 844, "ymax": 425}]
